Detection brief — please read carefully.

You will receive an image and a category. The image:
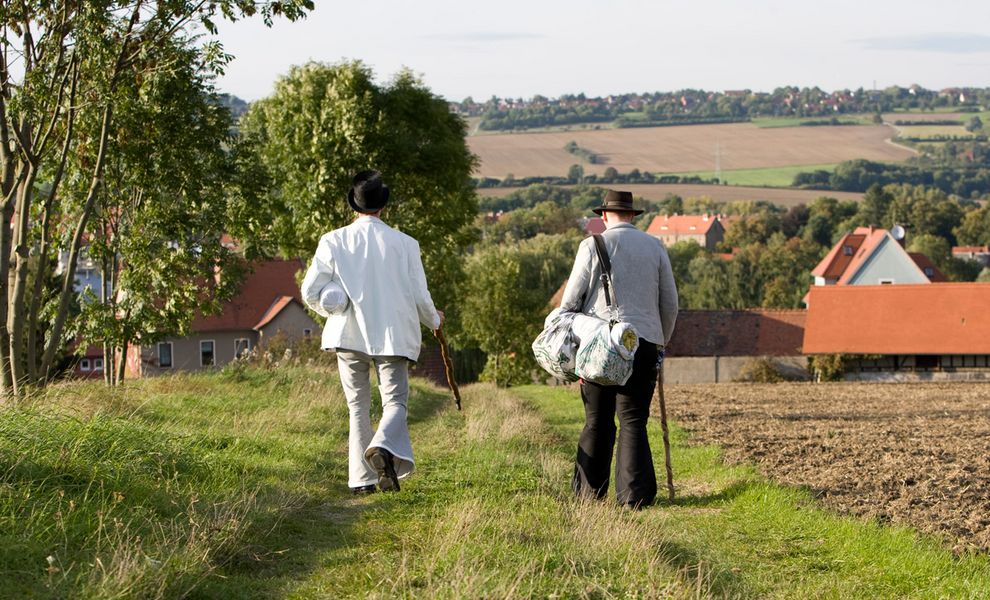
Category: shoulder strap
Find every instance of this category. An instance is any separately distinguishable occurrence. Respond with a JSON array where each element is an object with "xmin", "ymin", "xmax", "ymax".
[{"xmin": 592, "ymin": 234, "xmax": 614, "ymax": 313}]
